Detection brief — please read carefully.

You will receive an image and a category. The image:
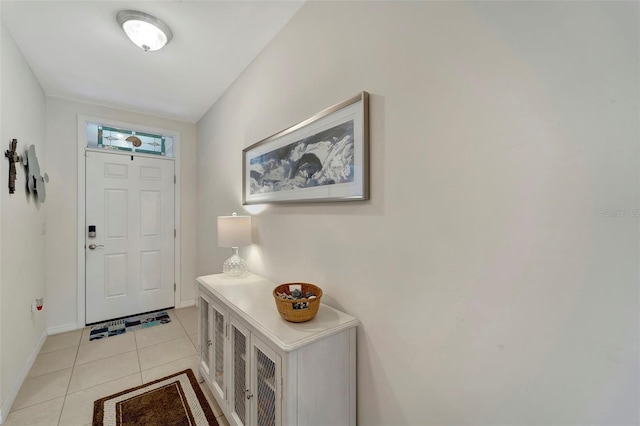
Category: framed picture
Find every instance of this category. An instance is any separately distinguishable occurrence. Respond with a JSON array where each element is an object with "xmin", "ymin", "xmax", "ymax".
[{"xmin": 243, "ymin": 92, "xmax": 369, "ymax": 205}]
